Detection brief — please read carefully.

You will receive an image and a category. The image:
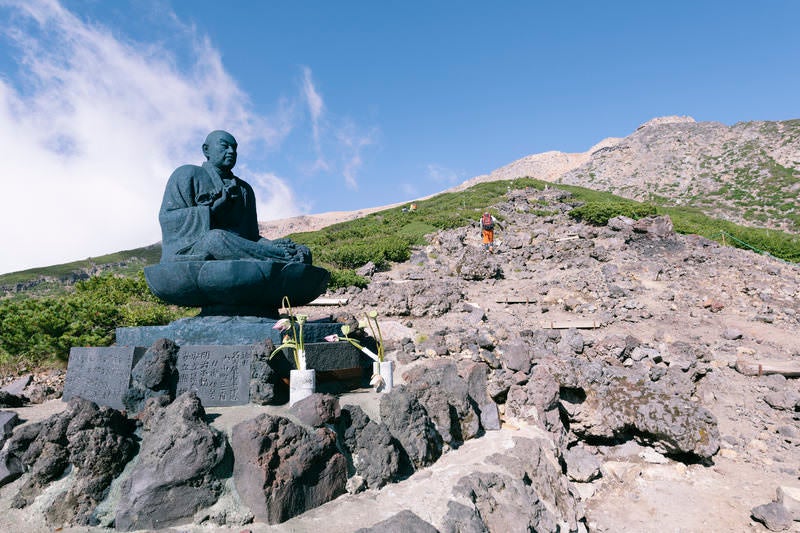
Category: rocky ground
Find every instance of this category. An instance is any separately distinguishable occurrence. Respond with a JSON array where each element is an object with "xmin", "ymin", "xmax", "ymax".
[{"xmin": 1, "ymin": 186, "xmax": 799, "ymax": 532}]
